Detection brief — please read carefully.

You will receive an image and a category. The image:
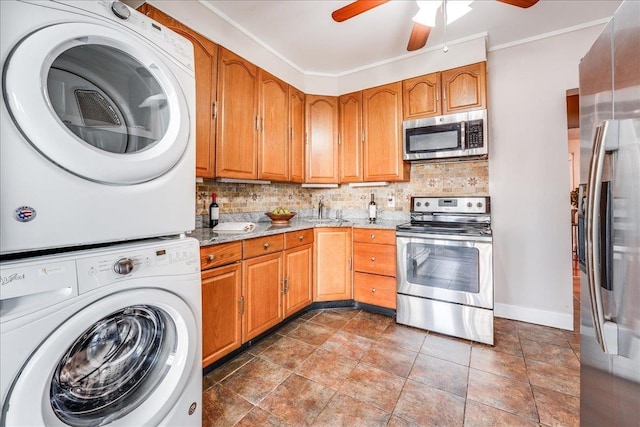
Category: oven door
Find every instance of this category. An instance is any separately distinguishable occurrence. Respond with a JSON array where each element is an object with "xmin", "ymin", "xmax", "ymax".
[{"xmin": 396, "ymin": 232, "xmax": 493, "ymax": 309}]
